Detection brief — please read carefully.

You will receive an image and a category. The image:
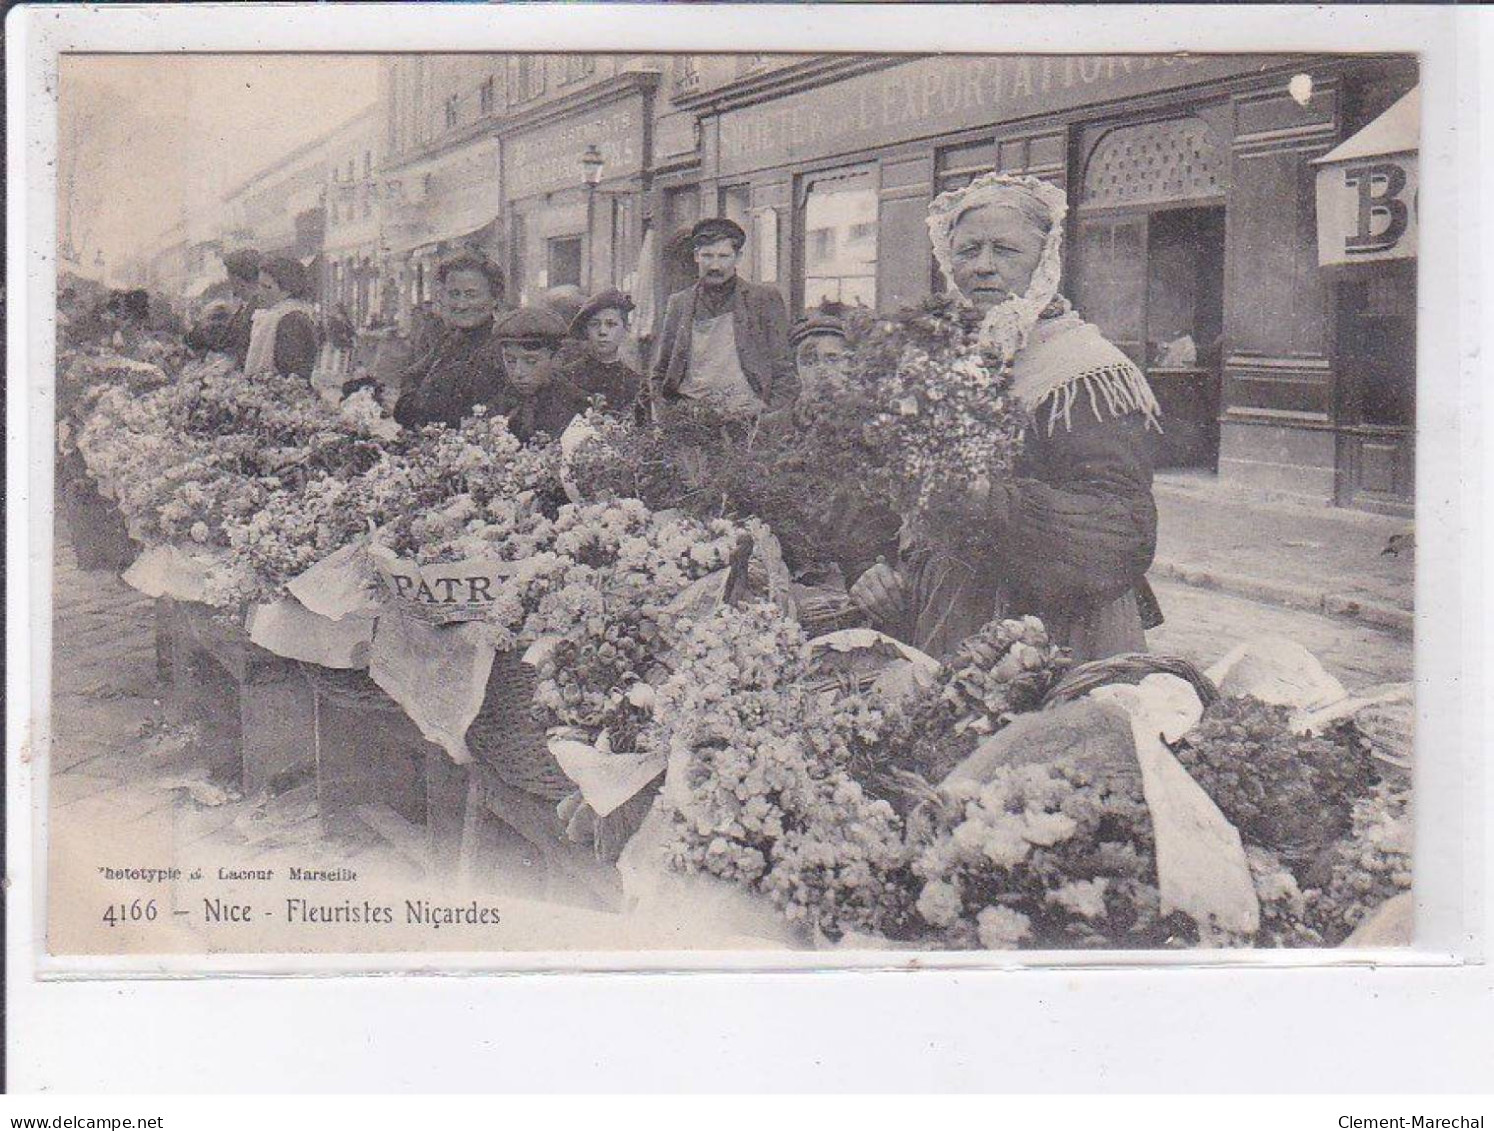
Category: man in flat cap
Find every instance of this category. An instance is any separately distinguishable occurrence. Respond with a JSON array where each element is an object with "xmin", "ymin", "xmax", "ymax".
[
  {"xmin": 185, "ymin": 247, "xmax": 262, "ymax": 368},
  {"xmin": 649, "ymin": 217, "xmax": 797, "ymax": 420}
]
